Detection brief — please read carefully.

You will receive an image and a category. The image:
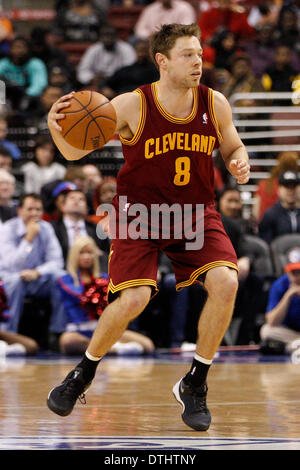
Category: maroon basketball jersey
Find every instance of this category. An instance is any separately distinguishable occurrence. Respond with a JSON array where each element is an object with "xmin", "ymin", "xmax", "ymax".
[{"xmin": 116, "ymin": 82, "xmax": 222, "ymax": 207}]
